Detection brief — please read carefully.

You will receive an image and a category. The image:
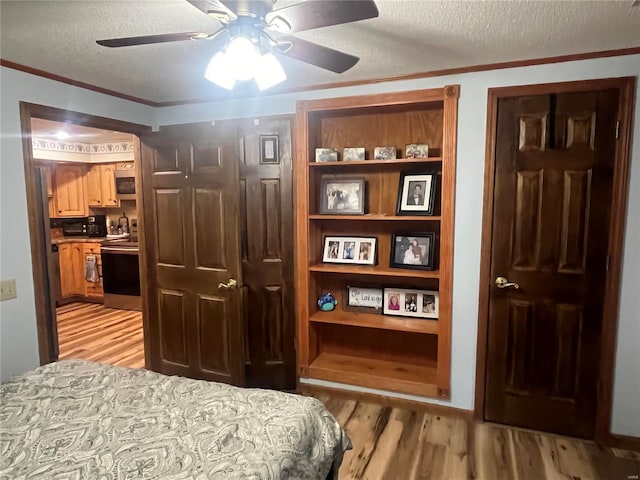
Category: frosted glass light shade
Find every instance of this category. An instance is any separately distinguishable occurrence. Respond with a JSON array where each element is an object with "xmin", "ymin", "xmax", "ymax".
[
  {"xmin": 255, "ymin": 53, "xmax": 286, "ymax": 91},
  {"xmin": 225, "ymin": 36, "xmax": 259, "ymax": 81},
  {"xmin": 204, "ymin": 51, "xmax": 235, "ymax": 90}
]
